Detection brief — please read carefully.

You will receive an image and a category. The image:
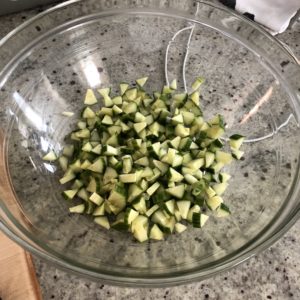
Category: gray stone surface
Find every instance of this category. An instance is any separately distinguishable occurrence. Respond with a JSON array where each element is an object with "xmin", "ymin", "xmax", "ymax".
[{"xmin": 0, "ymin": 3, "xmax": 299, "ymax": 300}]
